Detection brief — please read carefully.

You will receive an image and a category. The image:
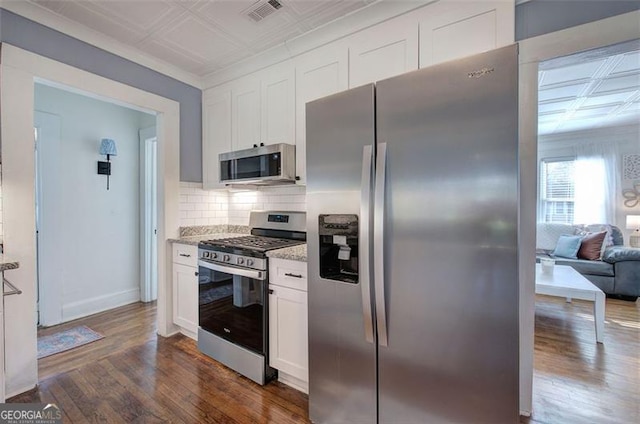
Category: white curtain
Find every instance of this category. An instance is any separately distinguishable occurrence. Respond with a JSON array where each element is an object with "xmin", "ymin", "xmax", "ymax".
[{"xmin": 573, "ymin": 142, "xmax": 618, "ymax": 225}]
